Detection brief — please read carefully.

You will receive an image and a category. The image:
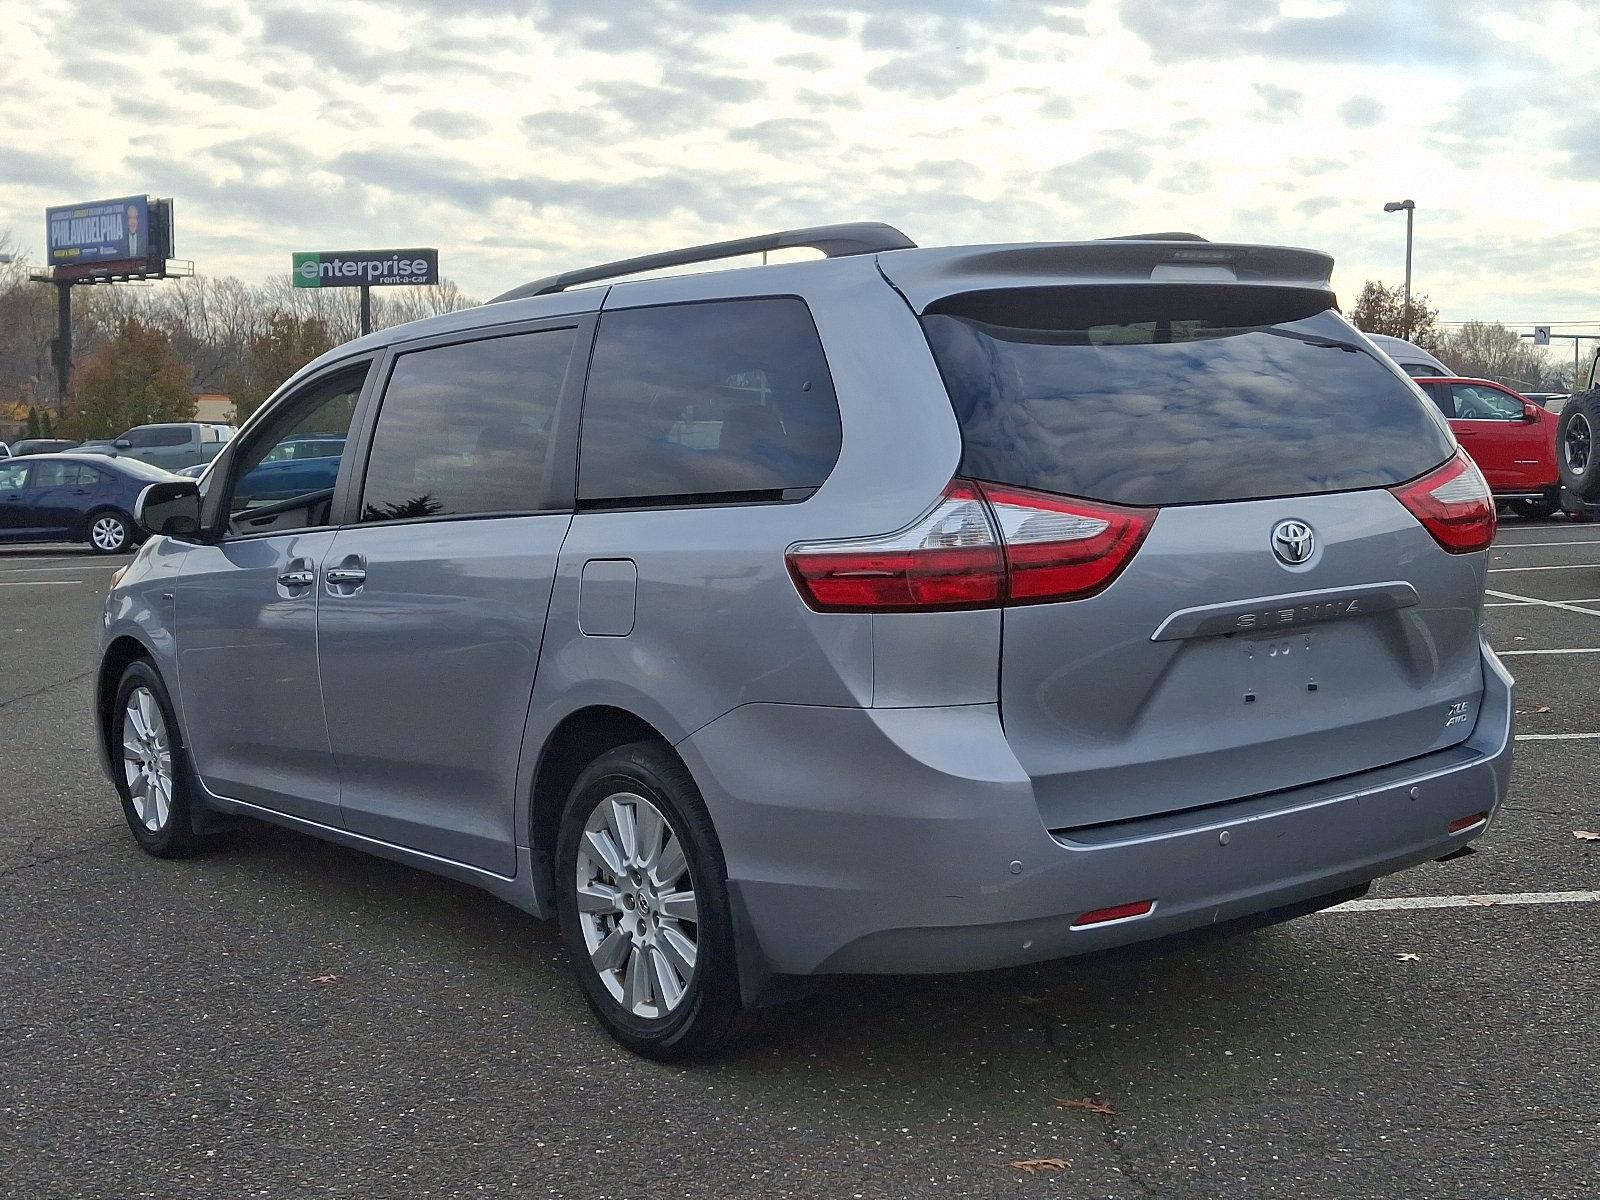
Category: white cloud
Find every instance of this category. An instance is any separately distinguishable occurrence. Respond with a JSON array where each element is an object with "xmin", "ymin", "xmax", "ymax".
[{"xmin": 0, "ymin": 0, "xmax": 1594, "ymax": 330}]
